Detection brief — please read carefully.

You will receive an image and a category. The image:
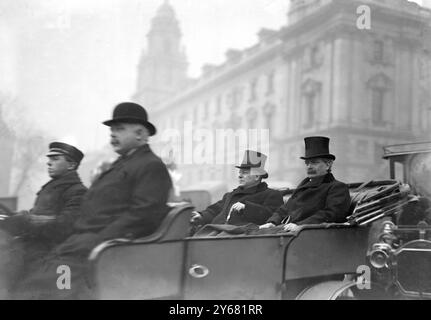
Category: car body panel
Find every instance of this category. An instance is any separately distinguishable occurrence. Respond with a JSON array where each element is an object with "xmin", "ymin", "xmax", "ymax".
[
  {"xmin": 91, "ymin": 203, "xmax": 372, "ymax": 300},
  {"xmin": 183, "ymin": 236, "xmax": 286, "ymax": 300},
  {"xmin": 95, "ymin": 241, "xmax": 186, "ymax": 300},
  {"xmin": 284, "ymin": 226, "xmax": 369, "ymax": 281}
]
